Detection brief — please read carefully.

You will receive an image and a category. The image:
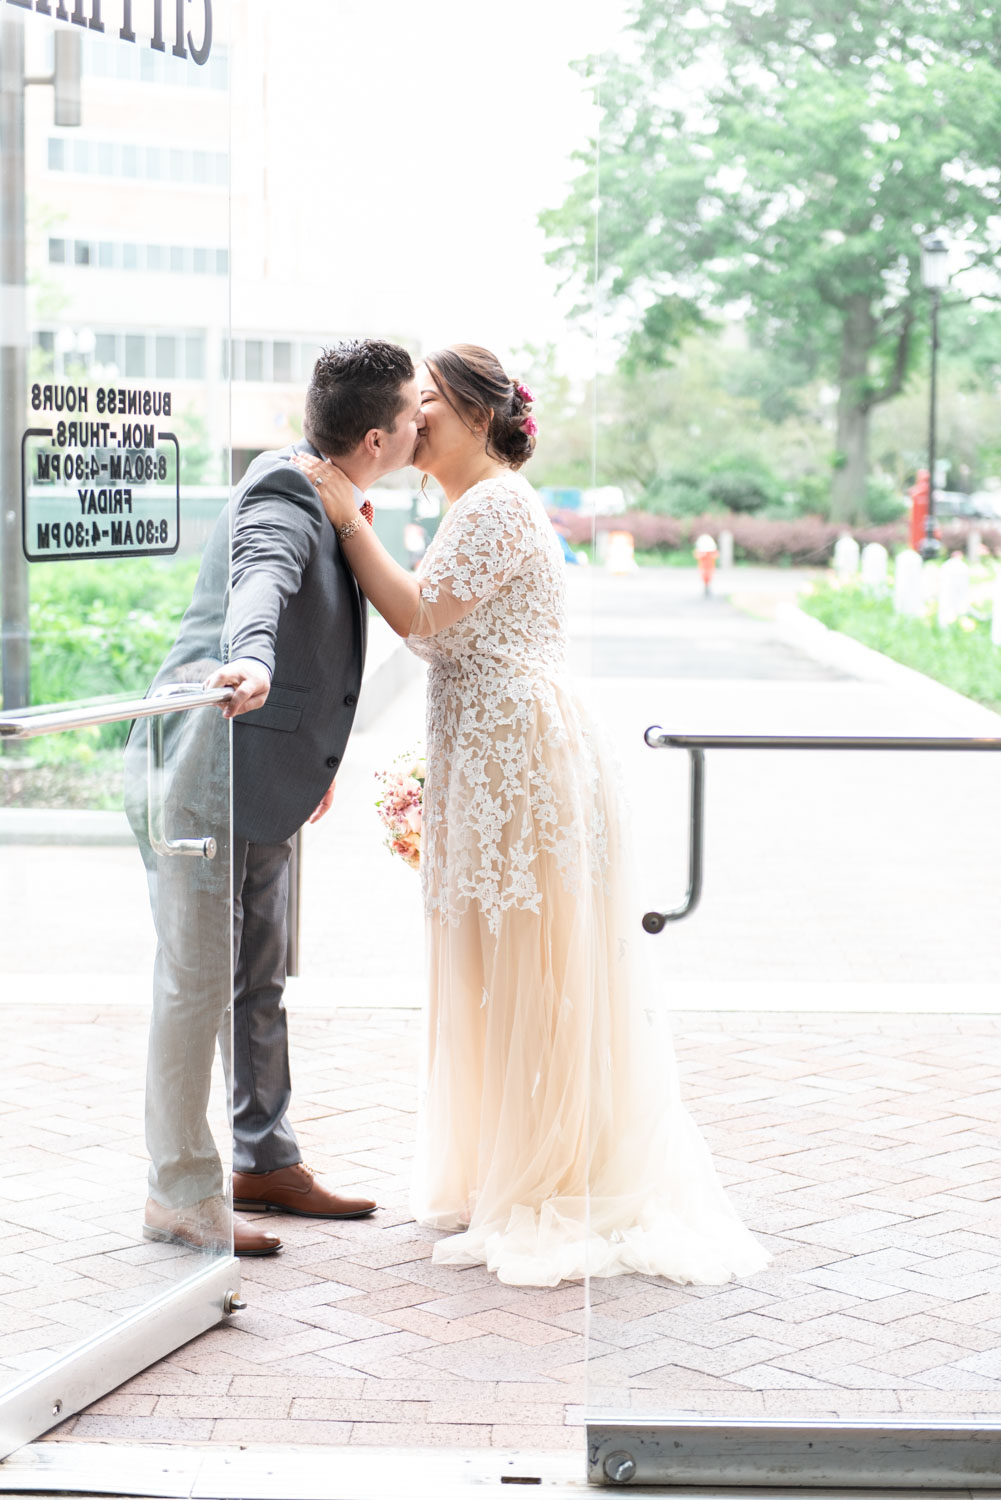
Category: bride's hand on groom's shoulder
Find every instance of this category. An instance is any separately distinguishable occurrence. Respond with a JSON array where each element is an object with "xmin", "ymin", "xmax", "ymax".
[{"xmin": 291, "ymin": 454, "xmax": 356, "ymax": 528}]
